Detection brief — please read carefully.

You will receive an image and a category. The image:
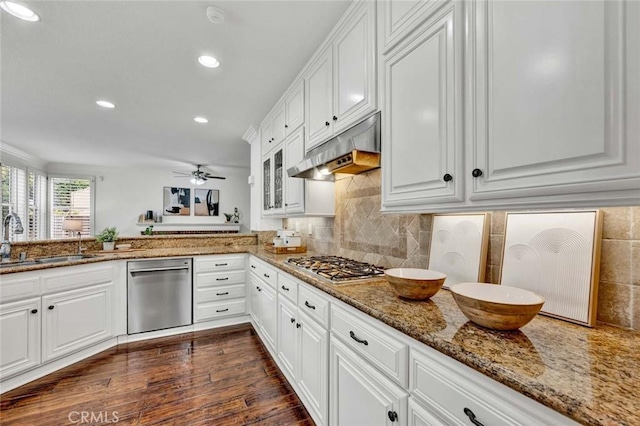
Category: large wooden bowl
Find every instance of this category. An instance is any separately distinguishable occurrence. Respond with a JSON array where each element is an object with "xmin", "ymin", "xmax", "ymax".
[
  {"xmin": 385, "ymin": 269, "xmax": 447, "ymax": 300},
  {"xmin": 450, "ymin": 283, "xmax": 544, "ymax": 331}
]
